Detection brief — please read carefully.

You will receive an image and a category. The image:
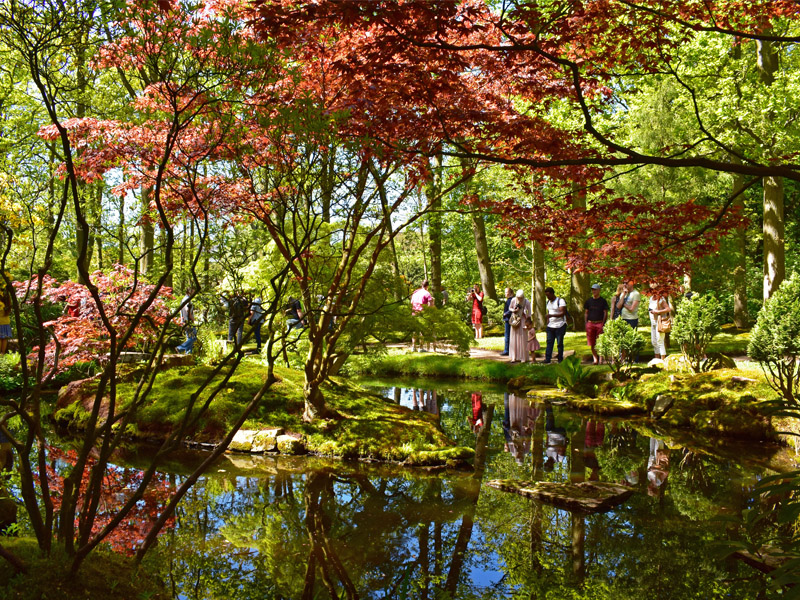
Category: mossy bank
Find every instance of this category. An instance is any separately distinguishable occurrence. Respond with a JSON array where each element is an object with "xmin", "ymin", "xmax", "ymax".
[
  {"xmin": 0, "ymin": 539, "xmax": 166, "ymax": 600},
  {"xmin": 53, "ymin": 360, "xmax": 474, "ymax": 467}
]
